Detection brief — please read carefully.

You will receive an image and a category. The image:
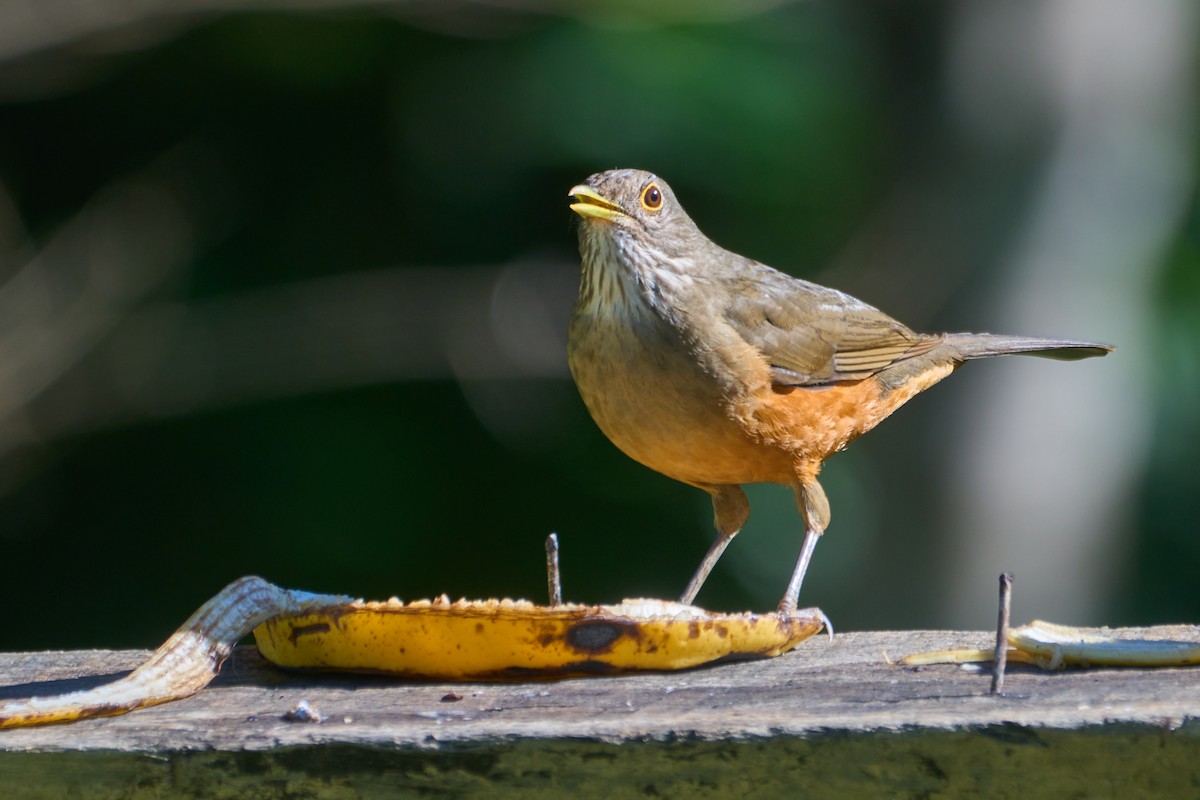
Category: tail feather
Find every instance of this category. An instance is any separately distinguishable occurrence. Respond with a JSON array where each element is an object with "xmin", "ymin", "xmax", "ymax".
[{"xmin": 945, "ymin": 333, "xmax": 1114, "ymax": 362}]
